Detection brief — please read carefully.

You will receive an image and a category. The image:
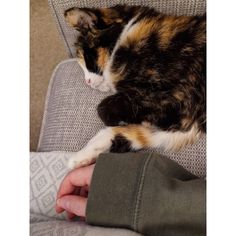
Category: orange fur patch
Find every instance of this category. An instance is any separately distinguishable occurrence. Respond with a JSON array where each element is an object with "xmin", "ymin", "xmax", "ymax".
[
  {"xmin": 124, "ymin": 18, "xmax": 158, "ymax": 46},
  {"xmin": 158, "ymin": 16, "xmax": 191, "ymax": 48},
  {"xmin": 195, "ymin": 21, "xmax": 206, "ymax": 44},
  {"xmin": 113, "ymin": 125, "xmax": 150, "ymax": 147},
  {"xmin": 77, "ymin": 49, "xmax": 86, "ymax": 66},
  {"xmin": 65, "ymin": 9, "xmax": 80, "ymax": 27},
  {"xmin": 188, "ymin": 74, "xmax": 197, "ymax": 82},
  {"xmin": 100, "ymin": 8, "xmax": 123, "ymax": 24},
  {"xmin": 173, "ymin": 91, "xmax": 185, "ymax": 101},
  {"xmin": 181, "ymin": 118, "xmax": 193, "ymax": 130},
  {"xmin": 146, "ymin": 69, "xmax": 157, "ymax": 76},
  {"xmin": 97, "ymin": 47, "xmax": 110, "ymax": 71},
  {"xmin": 109, "ymin": 64, "xmax": 126, "ymax": 84},
  {"xmin": 146, "ymin": 69, "xmax": 160, "ymax": 80}
]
